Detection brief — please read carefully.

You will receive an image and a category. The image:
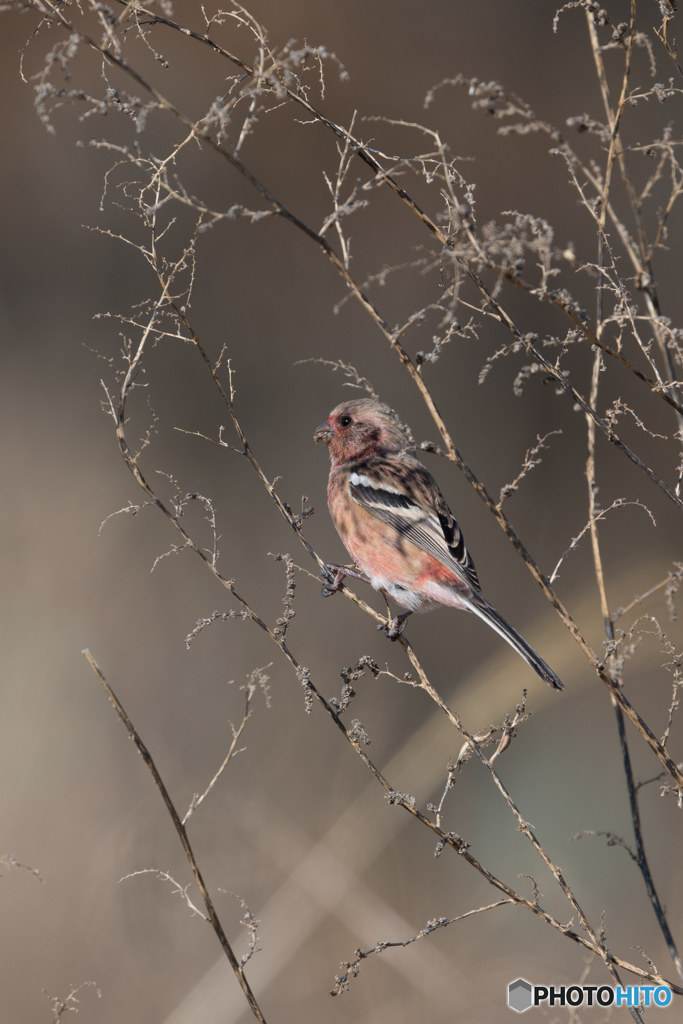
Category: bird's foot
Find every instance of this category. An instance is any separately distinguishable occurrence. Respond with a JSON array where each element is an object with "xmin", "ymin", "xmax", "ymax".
[
  {"xmin": 320, "ymin": 566, "xmax": 345, "ymax": 597},
  {"xmin": 378, "ymin": 611, "xmax": 412, "ymax": 641},
  {"xmin": 320, "ymin": 563, "xmax": 371, "ymax": 597}
]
